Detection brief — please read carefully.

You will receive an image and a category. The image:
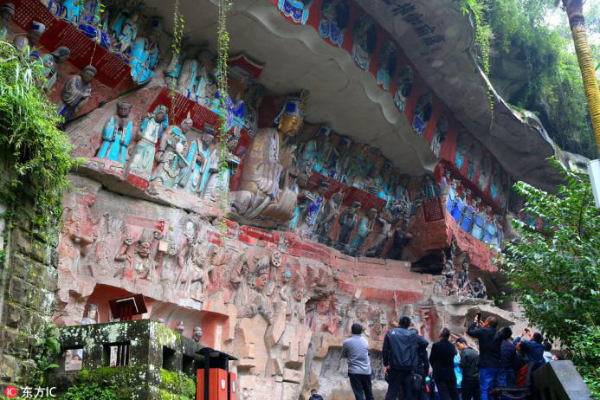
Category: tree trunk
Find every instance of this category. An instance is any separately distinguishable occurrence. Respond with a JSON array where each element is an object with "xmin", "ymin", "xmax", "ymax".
[{"xmin": 563, "ymin": 0, "xmax": 600, "ymax": 155}]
